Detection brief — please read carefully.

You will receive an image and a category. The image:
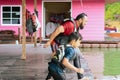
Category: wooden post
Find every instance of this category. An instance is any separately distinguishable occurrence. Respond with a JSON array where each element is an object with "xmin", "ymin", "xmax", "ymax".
[
  {"xmin": 39, "ymin": 27, "xmax": 42, "ymax": 44},
  {"xmin": 21, "ymin": 0, "xmax": 26, "ymax": 60},
  {"xmin": 18, "ymin": 27, "xmax": 21, "ymax": 43},
  {"xmin": 34, "ymin": 0, "xmax": 37, "ymax": 47}
]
